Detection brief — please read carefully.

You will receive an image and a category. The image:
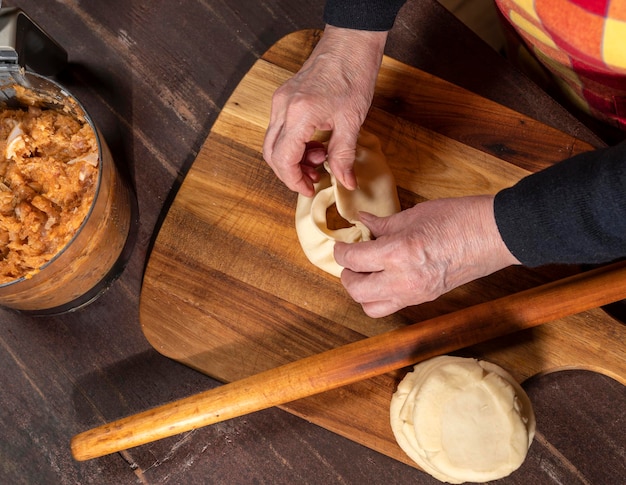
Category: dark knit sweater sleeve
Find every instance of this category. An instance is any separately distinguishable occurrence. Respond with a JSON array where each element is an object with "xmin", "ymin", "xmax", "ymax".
[
  {"xmin": 494, "ymin": 141, "xmax": 626, "ymax": 267},
  {"xmin": 323, "ymin": 0, "xmax": 408, "ymax": 30}
]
